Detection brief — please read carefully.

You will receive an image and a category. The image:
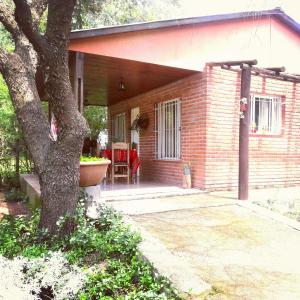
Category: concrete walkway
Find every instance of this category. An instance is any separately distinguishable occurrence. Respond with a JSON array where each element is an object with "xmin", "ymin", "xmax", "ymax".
[{"xmin": 110, "ymin": 193, "xmax": 300, "ymax": 299}]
